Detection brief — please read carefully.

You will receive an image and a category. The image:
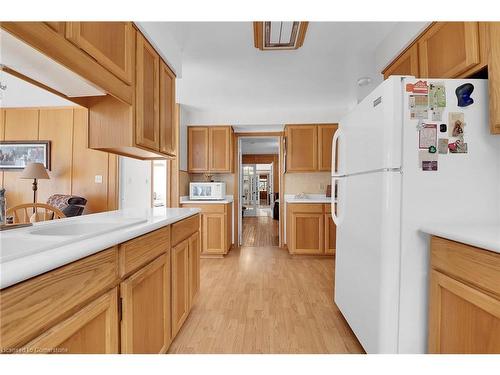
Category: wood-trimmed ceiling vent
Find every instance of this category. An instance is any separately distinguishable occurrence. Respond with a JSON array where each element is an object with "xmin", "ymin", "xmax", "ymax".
[{"xmin": 253, "ymin": 22, "xmax": 308, "ymax": 51}]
